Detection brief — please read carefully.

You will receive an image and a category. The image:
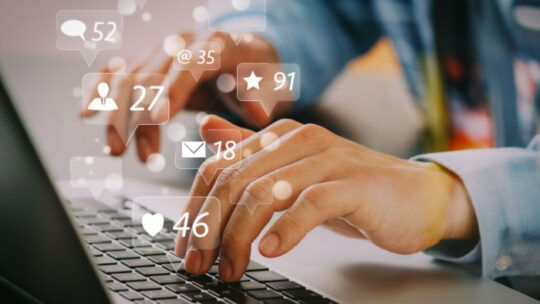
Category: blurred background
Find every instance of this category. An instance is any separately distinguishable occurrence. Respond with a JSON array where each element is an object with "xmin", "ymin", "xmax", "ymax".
[{"xmin": 0, "ymin": 0, "xmax": 423, "ymax": 184}]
